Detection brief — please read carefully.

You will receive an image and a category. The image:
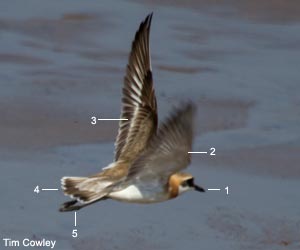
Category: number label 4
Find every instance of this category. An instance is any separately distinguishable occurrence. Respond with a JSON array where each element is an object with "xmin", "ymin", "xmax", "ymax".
[{"xmin": 34, "ymin": 186, "xmax": 40, "ymax": 194}]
